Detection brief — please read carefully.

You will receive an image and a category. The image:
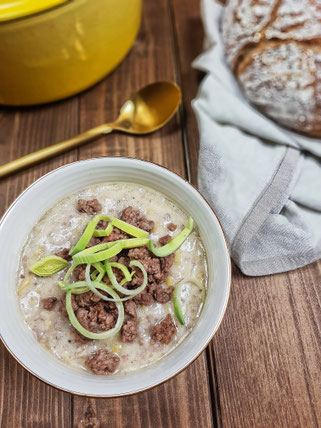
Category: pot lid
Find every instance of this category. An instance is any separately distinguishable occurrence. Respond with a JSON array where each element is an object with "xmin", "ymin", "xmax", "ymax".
[{"xmin": 0, "ymin": 0, "xmax": 69, "ymax": 22}]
